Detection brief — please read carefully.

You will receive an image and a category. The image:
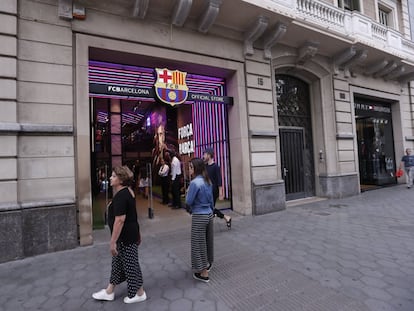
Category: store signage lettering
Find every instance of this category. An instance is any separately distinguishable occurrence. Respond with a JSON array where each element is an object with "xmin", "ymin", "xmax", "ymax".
[
  {"xmin": 107, "ymin": 85, "xmax": 150, "ymax": 95},
  {"xmin": 188, "ymin": 93, "xmax": 225, "ymax": 103},
  {"xmin": 178, "ymin": 123, "xmax": 194, "ymax": 155},
  {"xmin": 90, "ymin": 71, "xmax": 234, "ymax": 104},
  {"xmin": 354, "ymin": 103, "xmax": 391, "ymax": 113},
  {"xmin": 89, "ymin": 83, "xmax": 154, "ymax": 98}
]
